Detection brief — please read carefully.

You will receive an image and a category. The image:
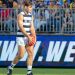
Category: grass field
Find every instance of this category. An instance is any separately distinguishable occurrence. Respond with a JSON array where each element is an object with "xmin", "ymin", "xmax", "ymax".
[{"xmin": 0, "ymin": 68, "xmax": 75, "ymax": 75}]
